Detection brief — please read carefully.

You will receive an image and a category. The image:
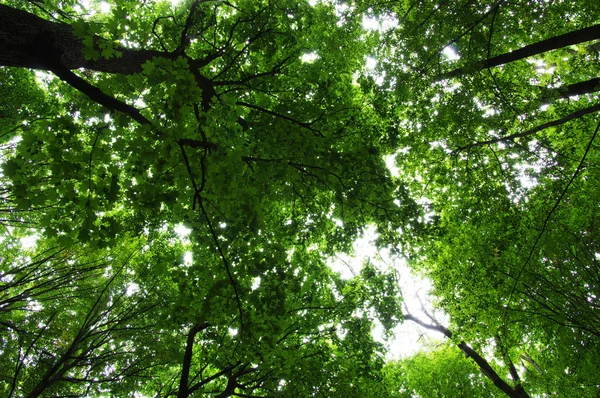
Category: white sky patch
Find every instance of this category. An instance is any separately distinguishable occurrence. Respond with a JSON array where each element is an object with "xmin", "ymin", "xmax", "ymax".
[
  {"xmin": 300, "ymin": 52, "xmax": 319, "ymax": 63},
  {"xmin": 251, "ymin": 276, "xmax": 261, "ymax": 291},
  {"xmin": 386, "ymin": 260, "xmax": 449, "ymax": 359},
  {"xmin": 442, "ymin": 46, "xmax": 460, "ymax": 61},
  {"xmin": 147, "ymin": 0, "xmax": 182, "ymax": 7},
  {"xmin": 328, "ymin": 225, "xmax": 379, "ymax": 279},
  {"xmin": 365, "ymin": 57, "xmax": 377, "ymax": 70},
  {"xmin": 333, "ymin": 3, "xmax": 354, "ymax": 26},
  {"xmin": 183, "ymin": 251, "xmax": 193, "ymax": 266},
  {"xmin": 20, "ymin": 234, "xmax": 39, "ymax": 250},
  {"xmin": 174, "ymin": 223, "xmax": 191, "ymax": 239},
  {"xmin": 134, "ymin": 98, "xmax": 146, "ymax": 108},
  {"xmin": 99, "ymin": 1, "xmax": 111, "ymax": 13},
  {"xmin": 125, "ymin": 282, "xmax": 139, "ymax": 296},
  {"xmin": 362, "ymin": 13, "xmax": 398, "ymax": 31},
  {"xmin": 328, "ymin": 225, "xmax": 448, "ymax": 358},
  {"xmin": 384, "ymin": 154, "xmax": 400, "ymax": 177},
  {"xmin": 27, "ymin": 300, "xmax": 43, "ymax": 312},
  {"xmin": 528, "ymin": 58, "xmax": 555, "ymax": 76}
]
